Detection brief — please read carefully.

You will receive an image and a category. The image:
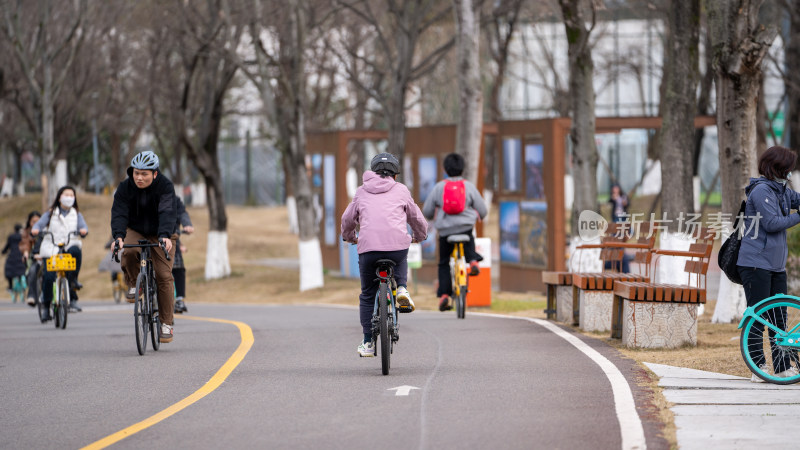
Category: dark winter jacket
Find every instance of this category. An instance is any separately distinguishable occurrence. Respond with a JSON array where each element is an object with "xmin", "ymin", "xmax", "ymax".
[
  {"xmin": 737, "ymin": 177, "xmax": 800, "ymax": 272},
  {"xmin": 3, "ymin": 233, "xmax": 26, "ymax": 278},
  {"xmin": 111, "ymin": 167, "xmax": 177, "ymax": 240}
]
